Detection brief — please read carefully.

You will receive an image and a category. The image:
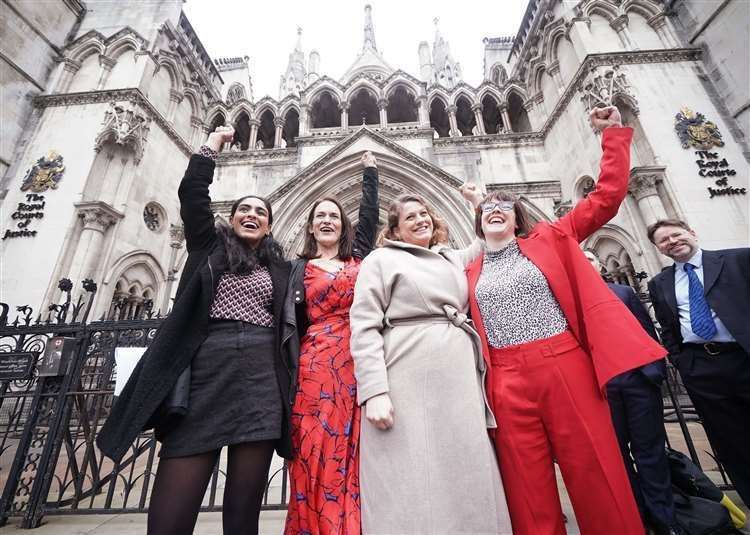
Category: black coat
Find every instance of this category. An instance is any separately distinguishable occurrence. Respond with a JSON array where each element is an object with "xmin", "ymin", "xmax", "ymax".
[
  {"xmin": 97, "ymin": 155, "xmax": 296, "ymax": 462},
  {"xmin": 648, "ymin": 248, "xmax": 750, "ymax": 357},
  {"xmin": 288, "ymin": 166, "xmax": 380, "ymax": 334},
  {"xmin": 606, "ymin": 282, "xmax": 666, "ymax": 385}
]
